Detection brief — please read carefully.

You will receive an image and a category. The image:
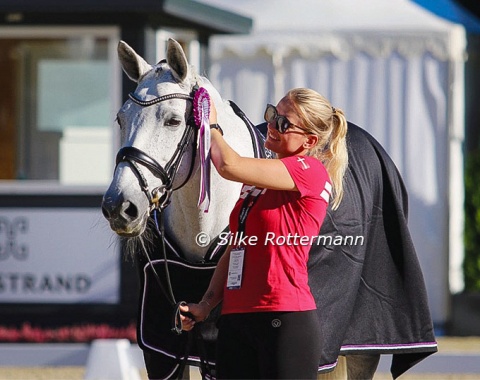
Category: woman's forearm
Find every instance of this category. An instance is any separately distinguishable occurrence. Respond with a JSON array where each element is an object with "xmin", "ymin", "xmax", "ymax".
[
  {"xmin": 200, "ymin": 246, "xmax": 231, "ymax": 311},
  {"xmin": 210, "ymin": 129, "xmax": 243, "ymax": 181}
]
